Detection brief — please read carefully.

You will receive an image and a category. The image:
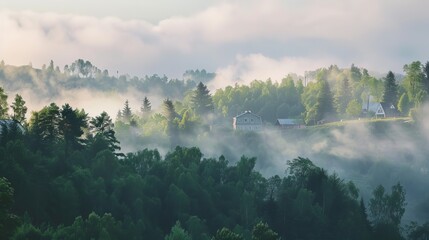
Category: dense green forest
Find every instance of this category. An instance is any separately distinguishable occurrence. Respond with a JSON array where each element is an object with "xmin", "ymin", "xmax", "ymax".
[
  {"xmin": 1, "ymin": 107, "xmax": 427, "ymax": 239},
  {"xmin": 2, "ymin": 59, "xmax": 429, "ymax": 239}
]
